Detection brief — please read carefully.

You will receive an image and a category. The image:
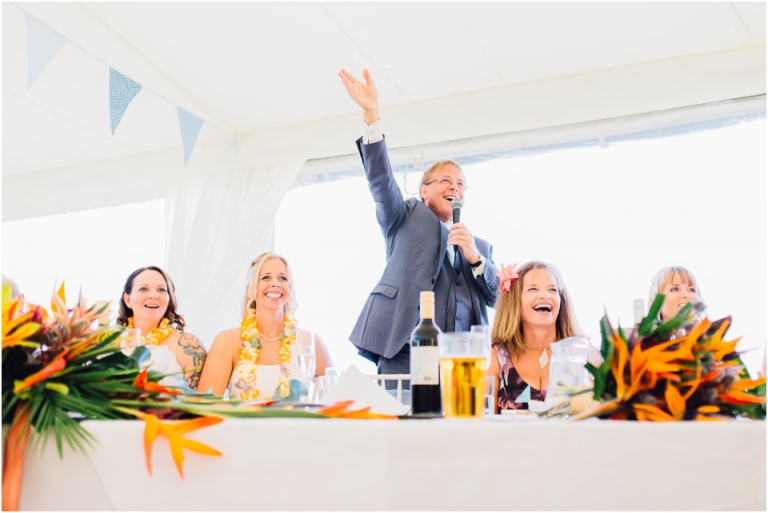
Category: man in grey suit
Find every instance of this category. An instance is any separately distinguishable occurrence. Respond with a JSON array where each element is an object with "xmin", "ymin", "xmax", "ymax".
[{"xmin": 339, "ymin": 69, "xmax": 500, "ymax": 379}]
